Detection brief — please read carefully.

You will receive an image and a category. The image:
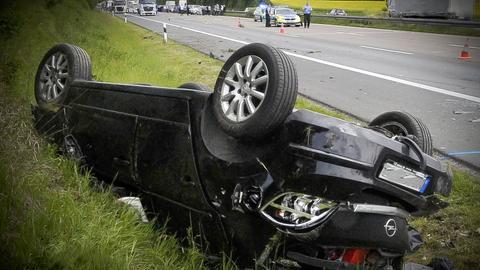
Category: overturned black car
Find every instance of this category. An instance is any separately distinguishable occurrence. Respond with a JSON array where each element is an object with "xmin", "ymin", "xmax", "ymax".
[{"xmin": 33, "ymin": 43, "xmax": 452, "ymax": 270}]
